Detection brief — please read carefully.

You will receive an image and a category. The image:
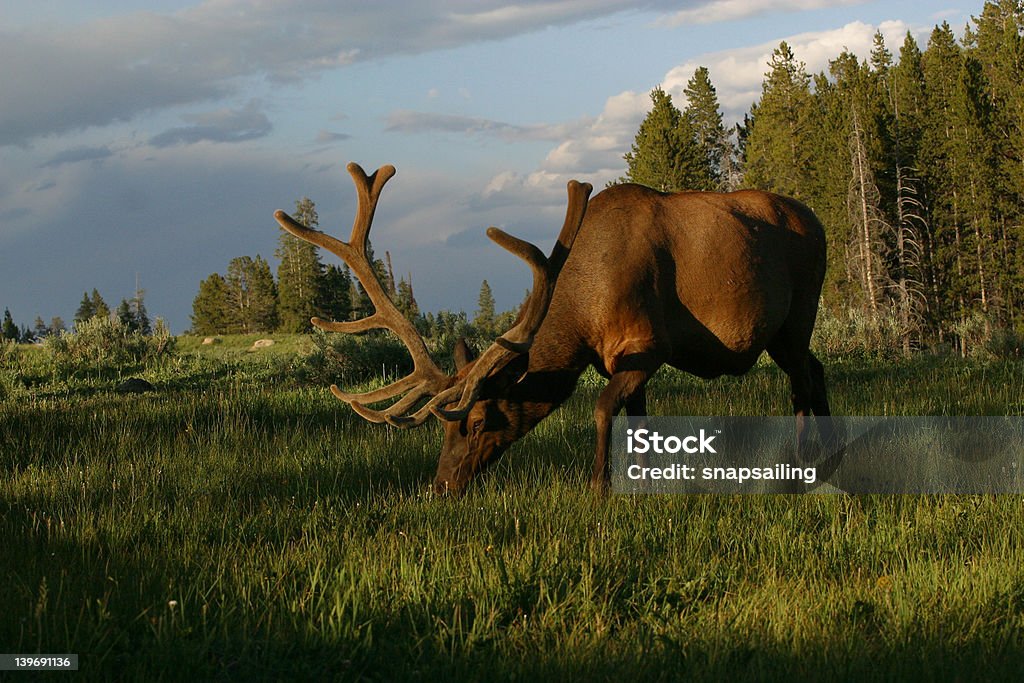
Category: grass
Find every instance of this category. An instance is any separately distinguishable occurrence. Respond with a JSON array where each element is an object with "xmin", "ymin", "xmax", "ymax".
[{"xmin": 1, "ymin": 341, "xmax": 1023, "ymax": 680}]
